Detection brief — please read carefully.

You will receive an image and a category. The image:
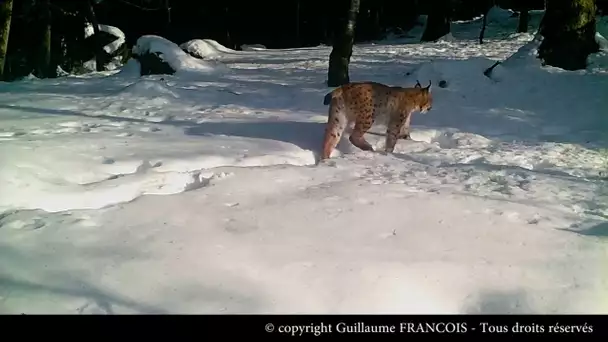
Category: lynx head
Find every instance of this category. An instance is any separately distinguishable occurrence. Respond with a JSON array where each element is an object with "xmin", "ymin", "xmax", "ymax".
[{"xmin": 414, "ymin": 80, "xmax": 433, "ymax": 114}]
